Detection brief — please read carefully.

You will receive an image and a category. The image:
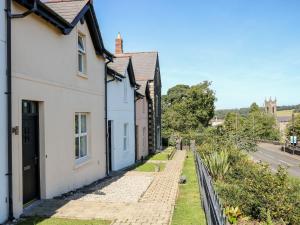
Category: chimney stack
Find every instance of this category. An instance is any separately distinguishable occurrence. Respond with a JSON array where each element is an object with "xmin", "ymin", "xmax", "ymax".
[{"xmin": 115, "ymin": 32, "xmax": 123, "ymax": 55}]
